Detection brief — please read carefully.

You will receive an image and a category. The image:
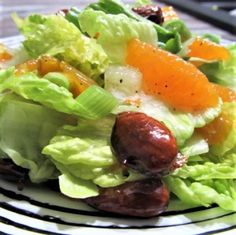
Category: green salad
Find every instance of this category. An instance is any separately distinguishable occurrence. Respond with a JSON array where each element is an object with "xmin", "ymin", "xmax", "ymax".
[{"xmin": 0, "ymin": 0, "xmax": 235, "ymax": 217}]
